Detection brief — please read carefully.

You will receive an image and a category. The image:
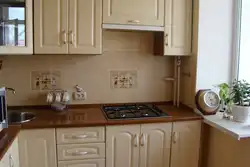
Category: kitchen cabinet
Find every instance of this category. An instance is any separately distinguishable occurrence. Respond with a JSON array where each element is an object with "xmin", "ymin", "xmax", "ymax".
[
  {"xmin": 106, "ymin": 123, "xmax": 172, "ymax": 167},
  {"xmin": 9, "ymin": 137, "xmax": 20, "ymax": 167},
  {"xmin": 57, "ymin": 127, "xmax": 106, "ymax": 167},
  {"xmin": 0, "ymin": 137, "xmax": 19, "ymax": 167},
  {"xmin": 103, "ymin": 0, "xmax": 165, "ymax": 27},
  {"xmin": 0, "ymin": 149, "xmax": 9, "ymax": 167},
  {"xmin": 58, "ymin": 159, "xmax": 105, "ymax": 167},
  {"xmin": 171, "ymin": 121, "xmax": 201, "ymax": 167},
  {"xmin": 18, "ymin": 129, "xmax": 57, "ymax": 167},
  {"xmin": 106, "ymin": 125, "xmax": 140, "ymax": 167},
  {"xmin": 0, "ymin": 0, "xmax": 33, "ymax": 54},
  {"xmin": 164, "ymin": 0, "xmax": 193, "ymax": 55},
  {"xmin": 34, "ymin": 0, "xmax": 102, "ymax": 54},
  {"xmin": 140, "ymin": 123, "xmax": 172, "ymax": 167}
]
